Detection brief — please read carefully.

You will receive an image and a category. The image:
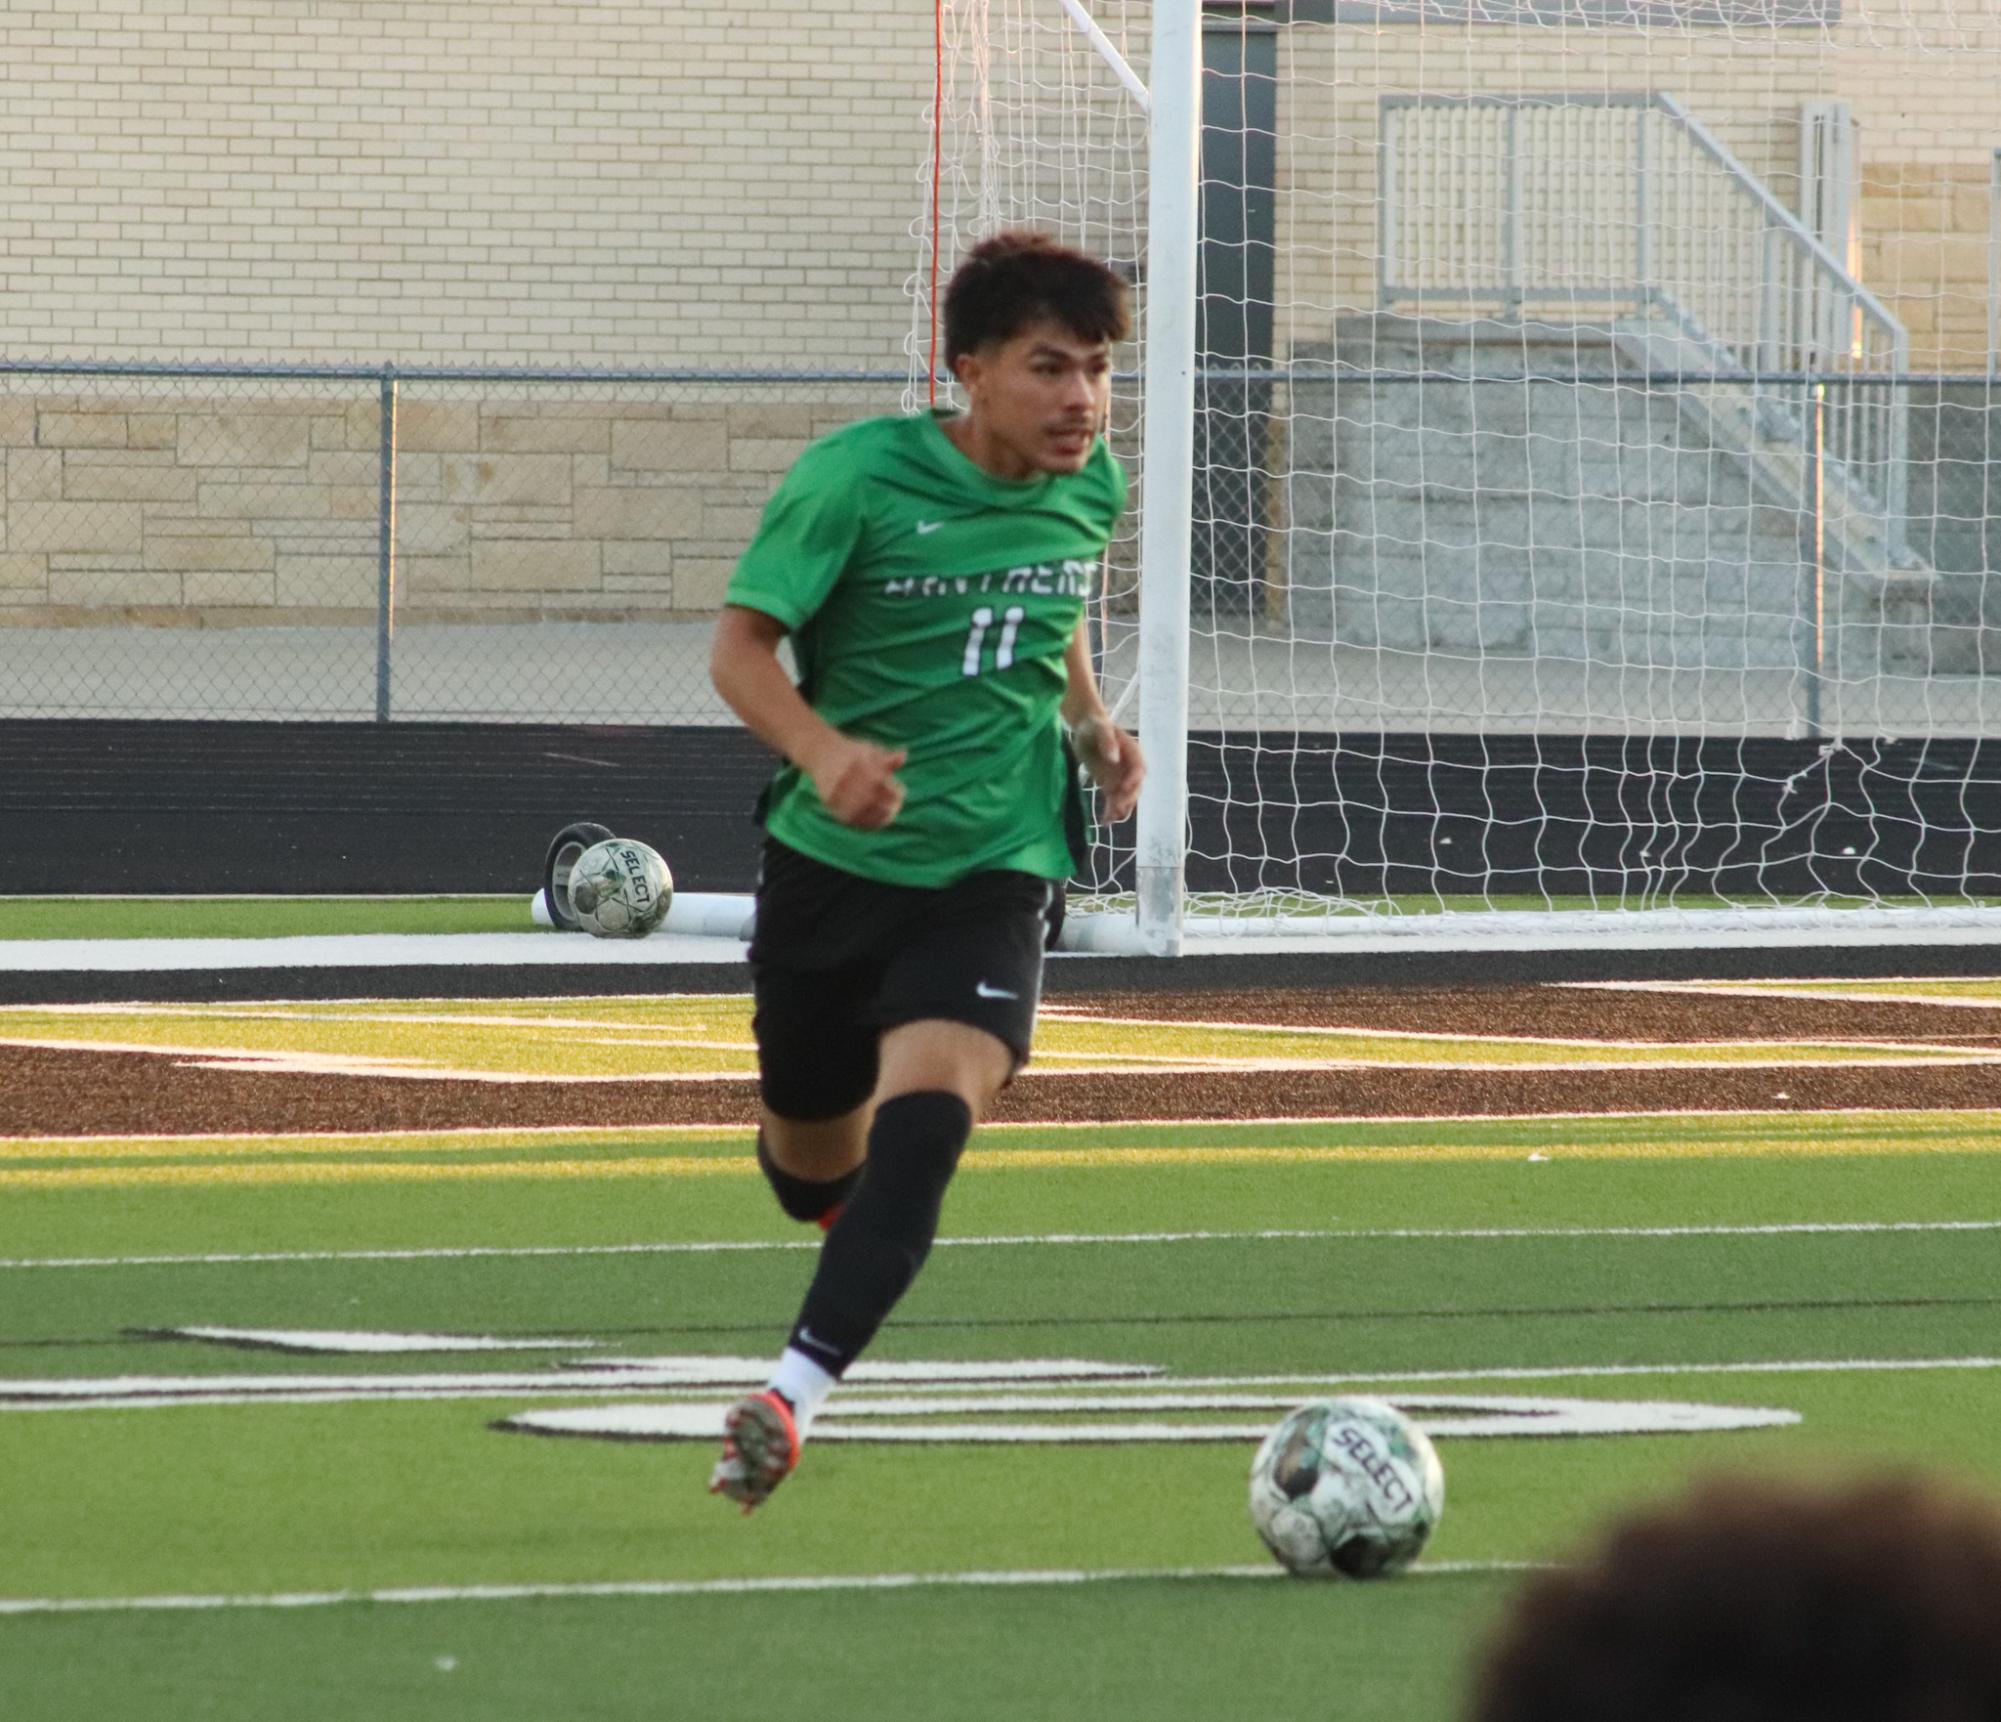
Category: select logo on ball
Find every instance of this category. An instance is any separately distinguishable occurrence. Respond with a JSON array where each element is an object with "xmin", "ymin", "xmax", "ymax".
[
  {"xmin": 1249, "ymin": 1396, "xmax": 1446, "ymax": 1580},
  {"xmin": 566, "ymin": 838, "xmax": 673, "ymax": 939}
]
